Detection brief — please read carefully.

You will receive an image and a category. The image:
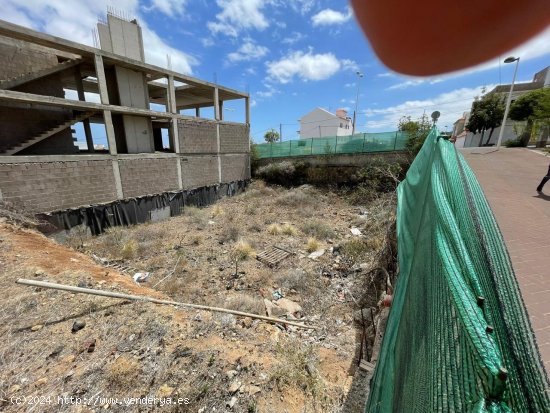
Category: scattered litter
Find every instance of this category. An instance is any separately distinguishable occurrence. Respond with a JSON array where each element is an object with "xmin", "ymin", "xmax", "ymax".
[
  {"xmin": 208, "ymin": 220, "xmax": 215, "ymax": 225},
  {"xmin": 350, "ymin": 227, "xmax": 362, "ymax": 236},
  {"xmin": 308, "ymin": 249, "xmax": 325, "ymax": 260},
  {"xmin": 256, "ymin": 245, "xmax": 291, "ymax": 267},
  {"xmin": 272, "ymin": 289, "xmax": 283, "ymax": 300},
  {"xmin": 133, "ymin": 272, "xmax": 151, "ymax": 283}
]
